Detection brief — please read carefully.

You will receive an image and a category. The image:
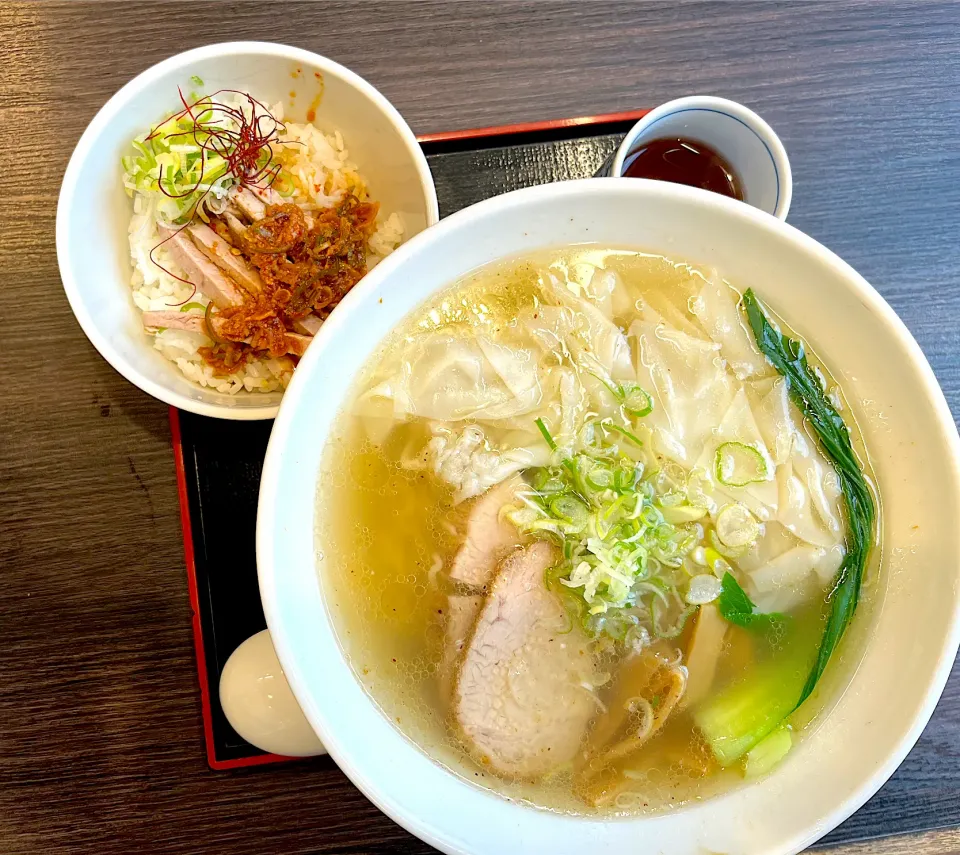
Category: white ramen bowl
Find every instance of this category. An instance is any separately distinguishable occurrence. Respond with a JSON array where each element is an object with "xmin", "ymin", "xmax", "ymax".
[
  {"xmin": 258, "ymin": 179, "xmax": 960, "ymax": 854},
  {"xmin": 57, "ymin": 41, "xmax": 438, "ymax": 420}
]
